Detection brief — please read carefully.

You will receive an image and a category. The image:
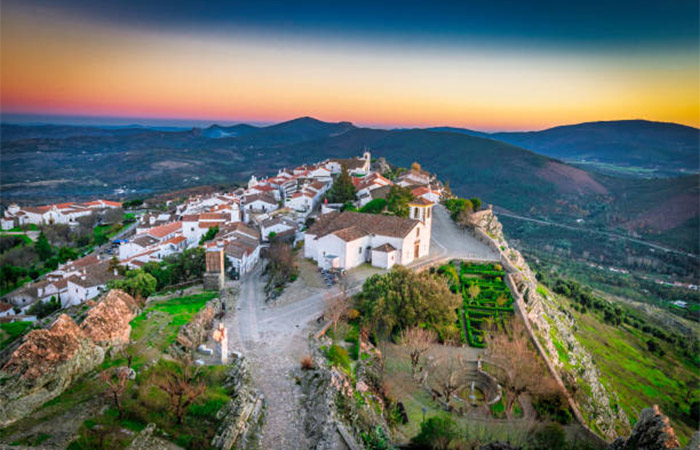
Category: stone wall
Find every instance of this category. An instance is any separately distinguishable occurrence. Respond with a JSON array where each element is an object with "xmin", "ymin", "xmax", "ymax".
[
  {"xmin": 176, "ymin": 297, "xmax": 222, "ymax": 351},
  {"xmin": 465, "ymin": 208, "xmax": 627, "ymax": 443},
  {"xmin": 211, "ymin": 355, "xmax": 265, "ymax": 450}
]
